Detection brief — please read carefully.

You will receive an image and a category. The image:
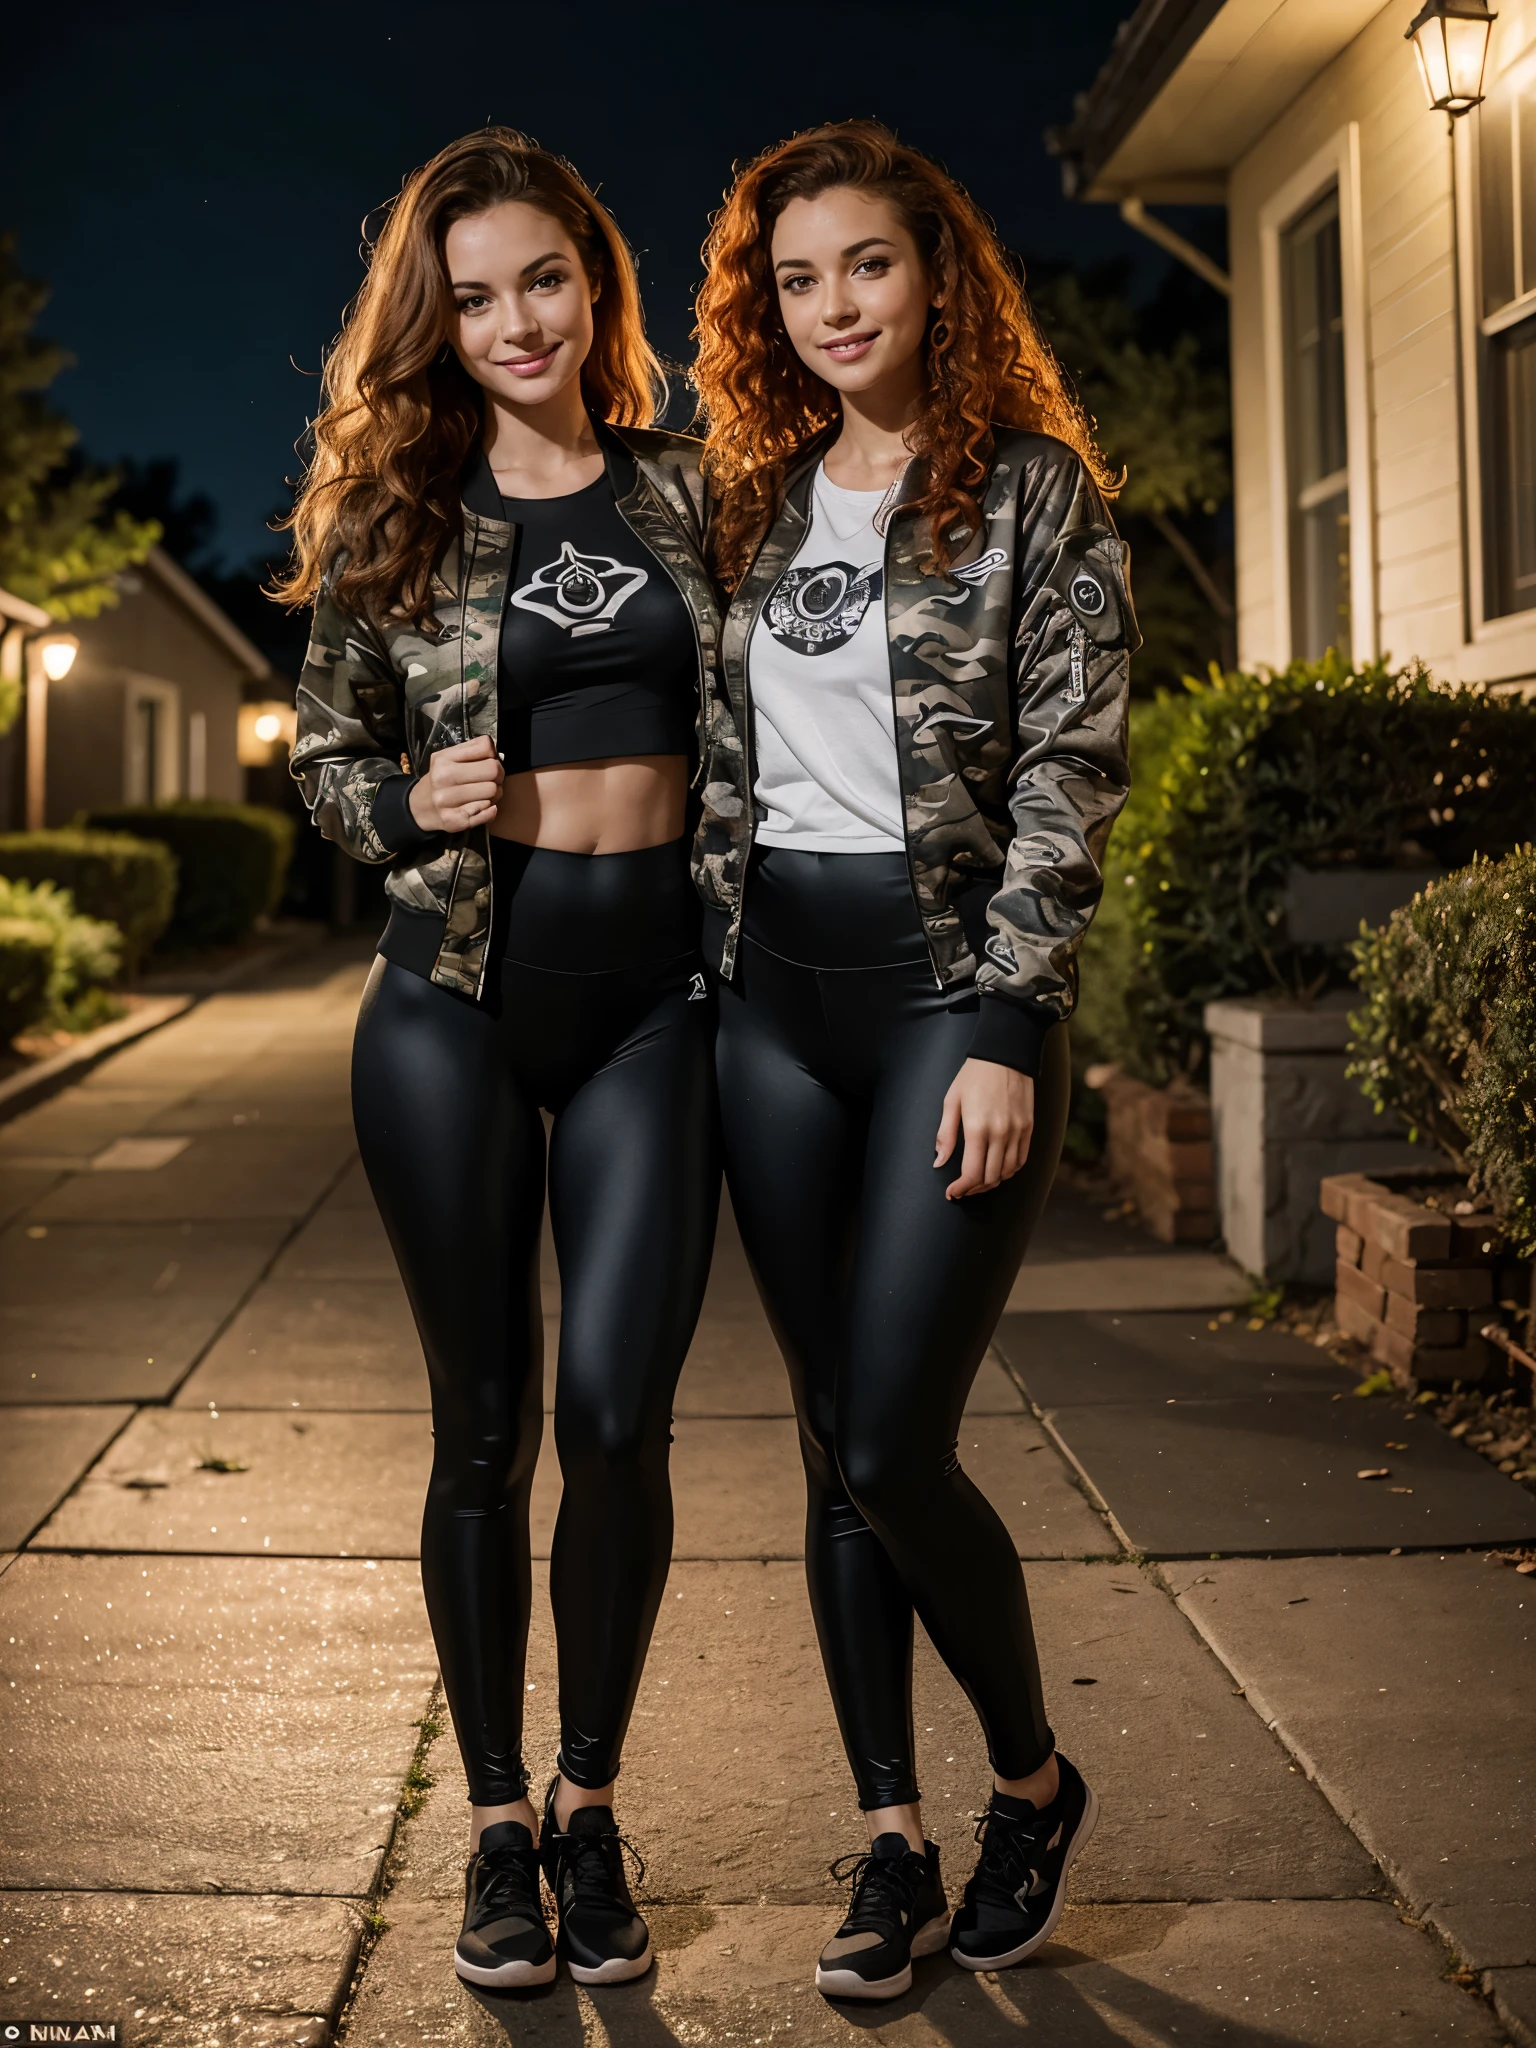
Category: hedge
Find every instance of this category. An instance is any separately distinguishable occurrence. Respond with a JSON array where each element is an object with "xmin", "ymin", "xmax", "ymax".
[
  {"xmin": 0, "ymin": 917, "xmax": 56, "ymax": 1041},
  {"xmin": 1081, "ymin": 655, "xmax": 1536, "ymax": 1082},
  {"xmin": 0, "ymin": 829, "xmax": 176, "ymax": 972},
  {"xmin": 84, "ymin": 800, "xmax": 296, "ymax": 950},
  {"xmin": 0, "ymin": 874, "xmax": 122, "ymax": 1023},
  {"xmin": 1349, "ymin": 846, "xmax": 1536, "ymax": 1263}
]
